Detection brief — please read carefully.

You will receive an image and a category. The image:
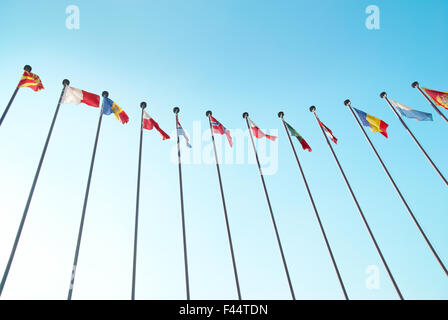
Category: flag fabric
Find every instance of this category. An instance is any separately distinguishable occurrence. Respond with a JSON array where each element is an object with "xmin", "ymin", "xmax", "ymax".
[
  {"xmin": 353, "ymin": 108, "xmax": 389, "ymax": 138},
  {"xmin": 210, "ymin": 115, "xmax": 233, "ymax": 147},
  {"xmin": 248, "ymin": 119, "xmax": 277, "ymax": 141},
  {"xmin": 422, "ymin": 87, "xmax": 448, "ymax": 110},
  {"xmin": 177, "ymin": 119, "xmax": 192, "ymax": 148},
  {"xmin": 390, "ymin": 99, "xmax": 433, "ymax": 122},
  {"xmin": 318, "ymin": 120, "xmax": 338, "ymax": 144},
  {"xmin": 143, "ymin": 111, "xmax": 170, "ymax": 140},
  {"xmin": 17, "ymin": 71, "xmax": 44, "ymax": 92},
  {"xmin": 103, "ymin": 97, "xmax": 129, "ymax": 124},
  {"xmin": 284, "ymin": 121, "xmax": 311, "ymax": 152},
  {"xmin": 62, "ymin": 86, "xmax": 100, "ymax": 107}
]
